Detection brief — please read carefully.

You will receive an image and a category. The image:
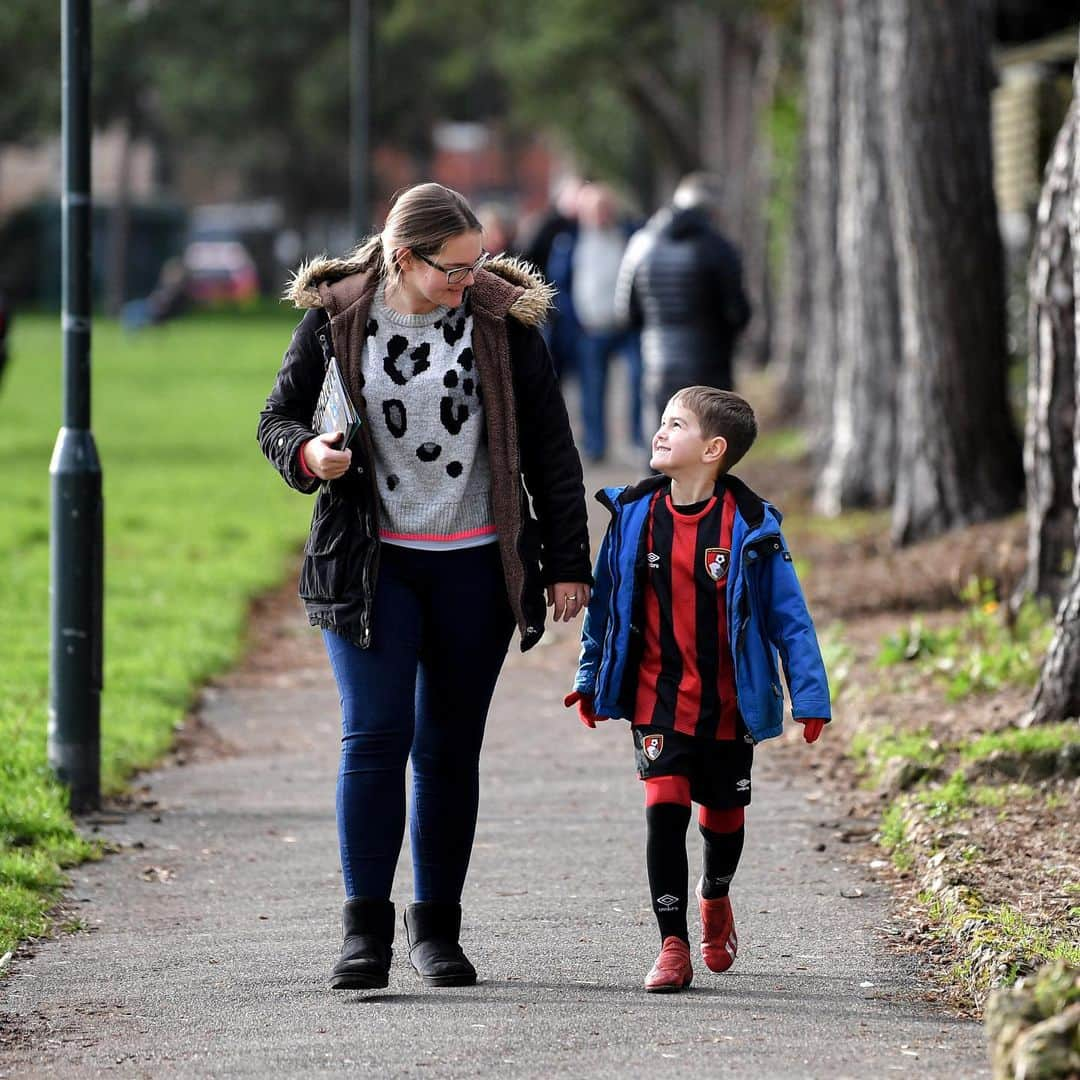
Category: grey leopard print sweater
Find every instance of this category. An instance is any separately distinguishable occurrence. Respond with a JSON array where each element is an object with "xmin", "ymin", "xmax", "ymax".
[{"xmin": 362, "ymin": 283, "xmax": 494, "ymax": 548}]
